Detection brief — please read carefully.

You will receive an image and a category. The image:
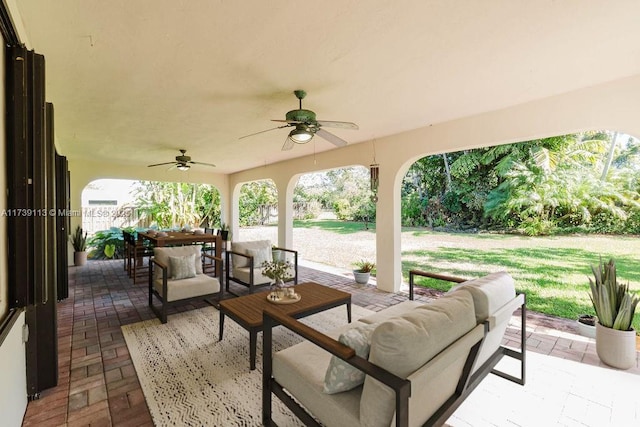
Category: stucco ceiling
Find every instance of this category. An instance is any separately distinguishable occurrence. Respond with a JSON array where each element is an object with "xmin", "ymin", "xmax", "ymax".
[{"xmin": 14, "ymin": 1, "xmax": 640, "ymax": 174}]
